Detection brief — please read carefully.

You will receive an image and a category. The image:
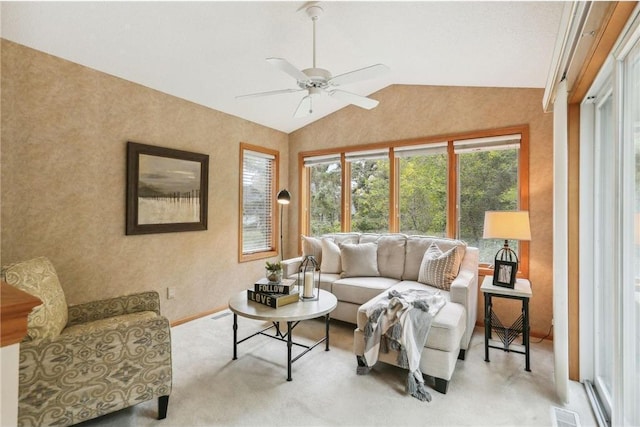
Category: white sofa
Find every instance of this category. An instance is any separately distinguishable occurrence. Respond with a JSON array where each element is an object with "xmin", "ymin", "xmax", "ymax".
[{"xmin": 282, "ymin": 233, "xmax": 479, "ymax": 394}]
